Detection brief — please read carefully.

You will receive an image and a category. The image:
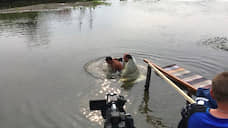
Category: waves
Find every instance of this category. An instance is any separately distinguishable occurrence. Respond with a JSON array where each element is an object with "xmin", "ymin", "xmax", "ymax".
[{"xmin": 201, "ymin": 36, "xmax": 228, "ymax": 51}]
